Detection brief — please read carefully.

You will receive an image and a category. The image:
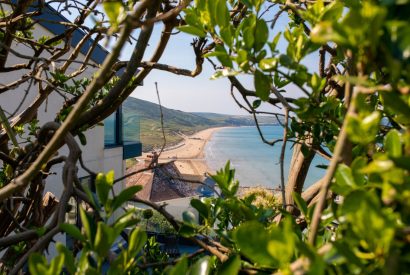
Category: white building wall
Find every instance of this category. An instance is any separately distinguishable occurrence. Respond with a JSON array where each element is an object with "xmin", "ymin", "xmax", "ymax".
[
  {"xmin": 0, "ymin": 24, "xmax": 125, "ymax": 208},
  {"xmin": 0, "ymin": 6, "xmax": 135, "ymax": 262},
  {"xmin": 104, "ymin": 147, "xmax": 126, "ymax": 196},
  {"xmin": 160, "ymin": 197, "xmax": 199, "ymax": 223}
]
